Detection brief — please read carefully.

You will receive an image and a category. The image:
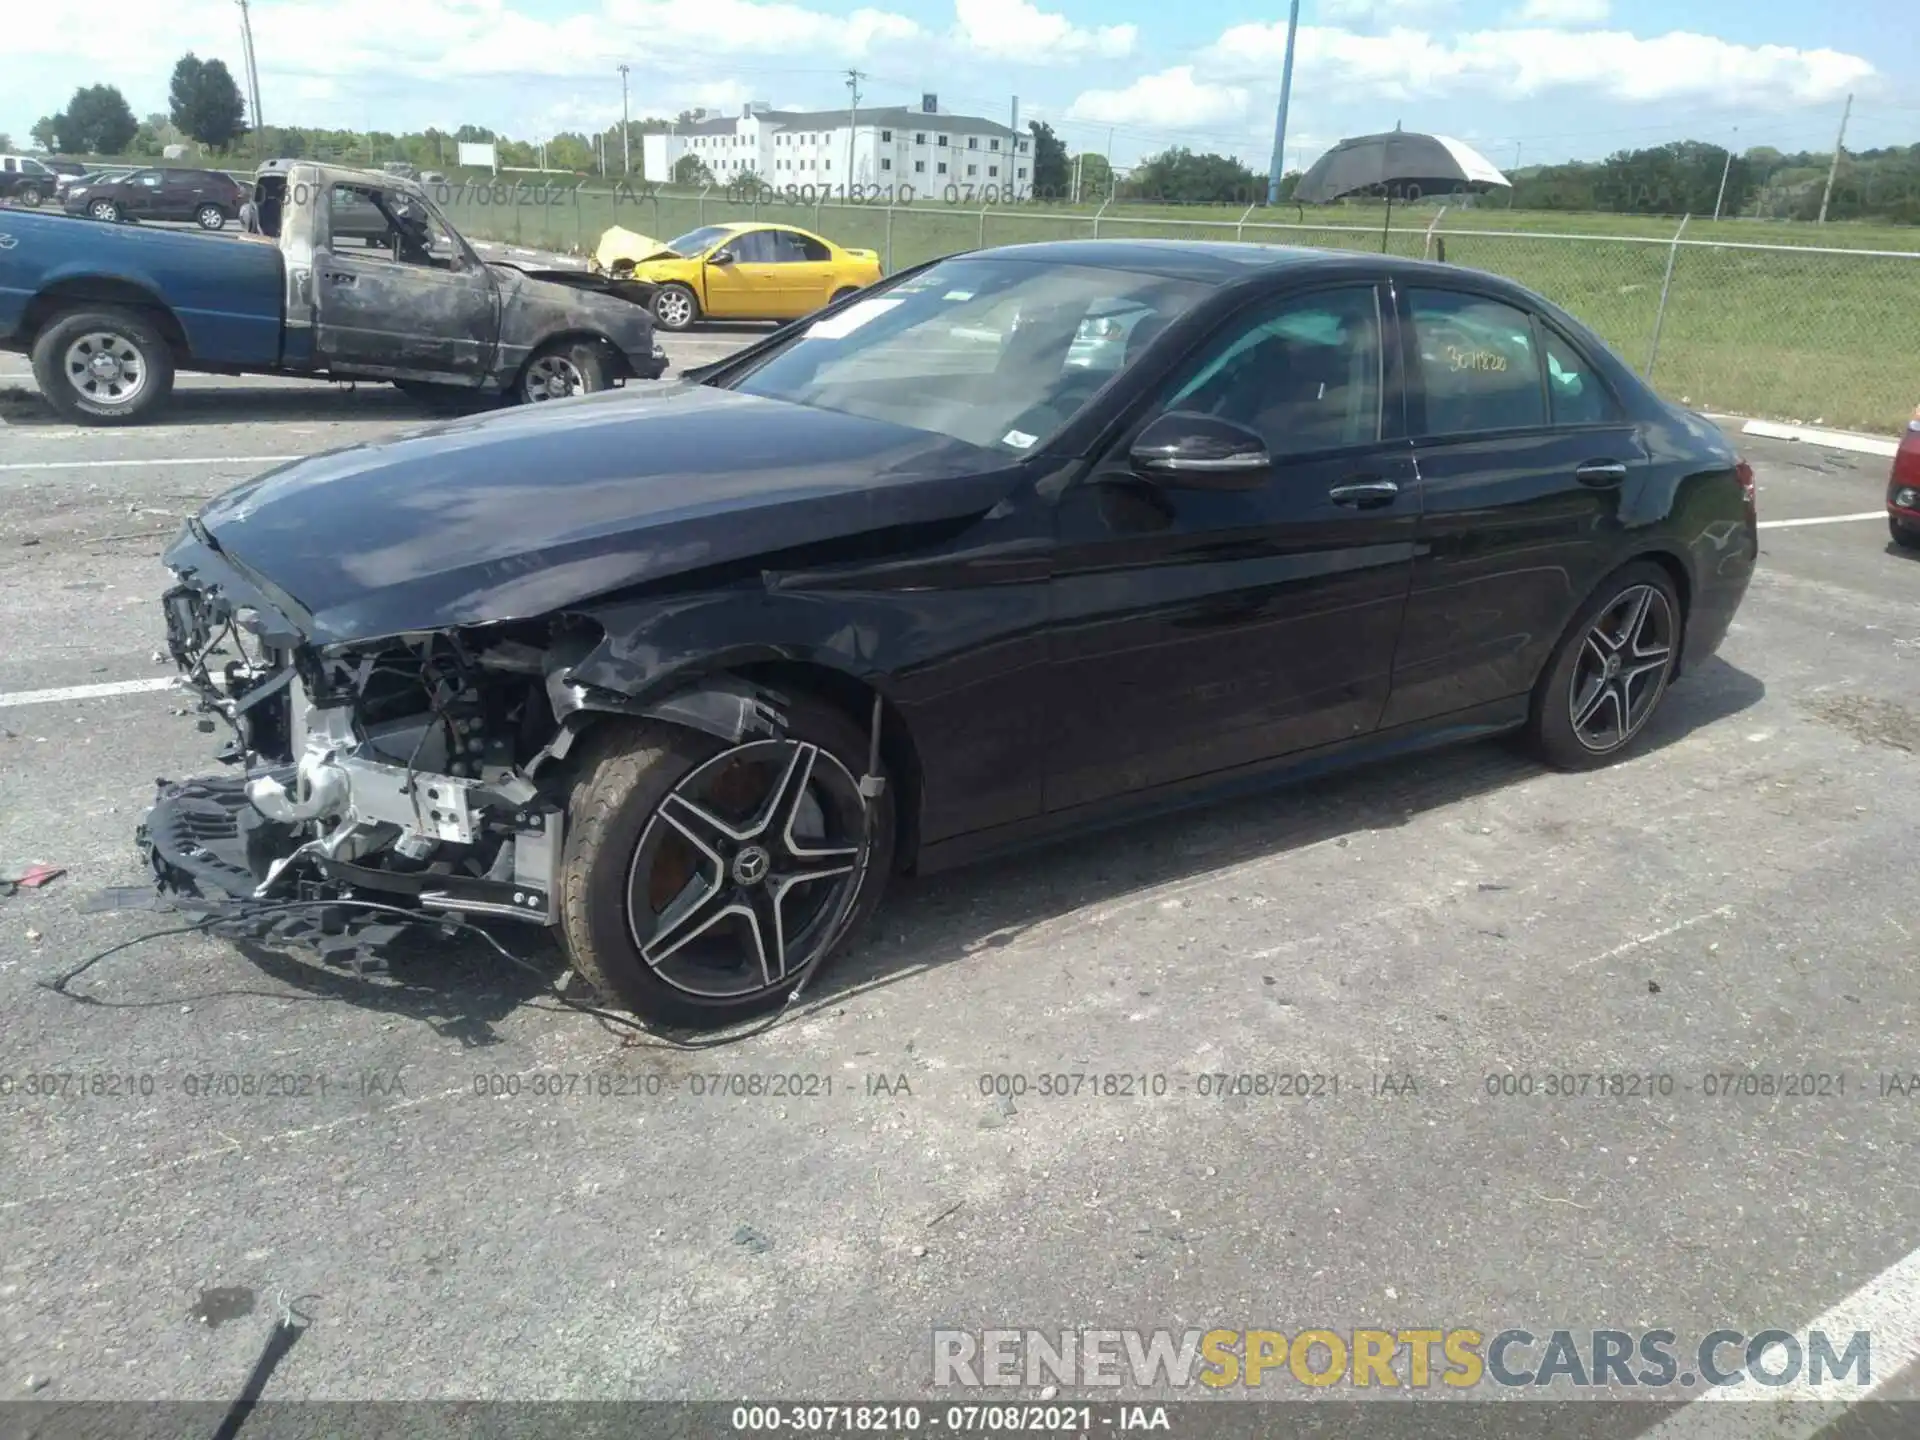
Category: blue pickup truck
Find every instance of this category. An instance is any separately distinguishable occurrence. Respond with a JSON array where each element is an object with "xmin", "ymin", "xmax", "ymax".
[{"xmin": 0, "ymin": 161, "xmax": 668, "ymax": 425}]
